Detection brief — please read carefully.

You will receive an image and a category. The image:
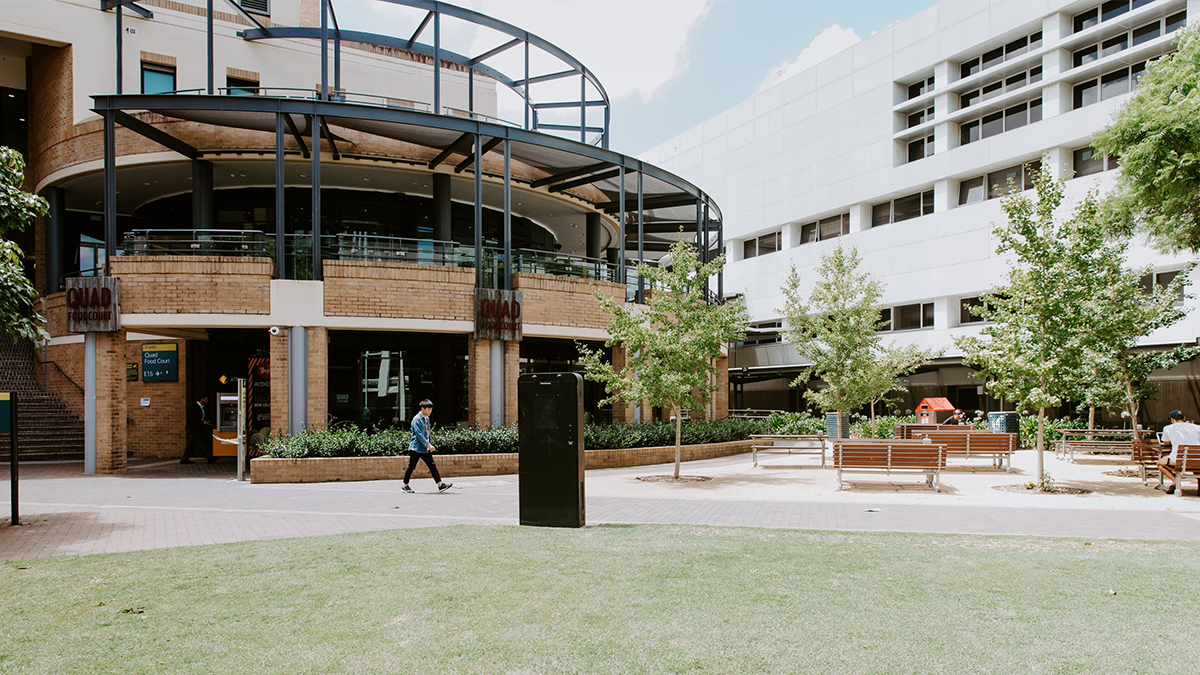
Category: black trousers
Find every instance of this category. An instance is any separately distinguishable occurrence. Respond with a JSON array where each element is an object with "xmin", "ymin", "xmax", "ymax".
[
  {"xmin": 405, "ymin": 452, "xmax": 442, "ymax": 484},
  {"xmin": 182, "ymin": 429, "xmax": 212, "ymax": 460}
]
